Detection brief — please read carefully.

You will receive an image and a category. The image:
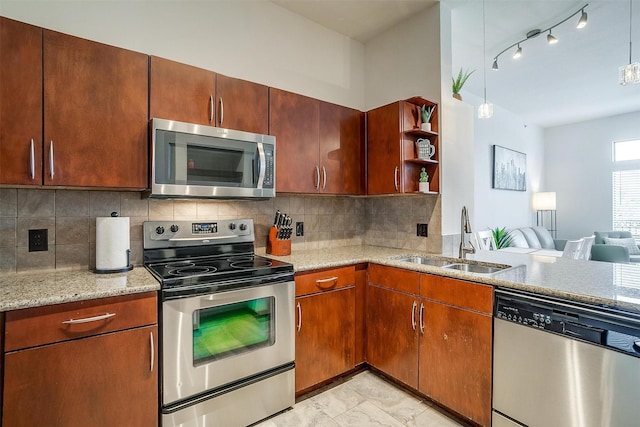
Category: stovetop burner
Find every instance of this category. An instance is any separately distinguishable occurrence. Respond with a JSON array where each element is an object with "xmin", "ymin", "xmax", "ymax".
[{"xmin": 167, "ymin": 265, "xmax": 217, "ymax": 277}]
